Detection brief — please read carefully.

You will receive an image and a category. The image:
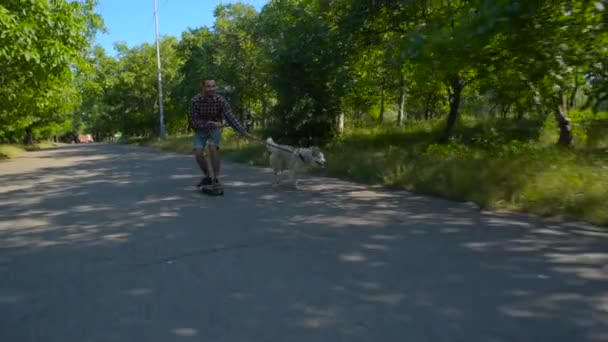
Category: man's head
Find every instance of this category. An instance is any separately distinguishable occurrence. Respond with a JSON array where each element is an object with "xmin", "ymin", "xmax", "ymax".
[{"xmin": 200, "ymin": 79, "xmax": 216, "ymax": 97}]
